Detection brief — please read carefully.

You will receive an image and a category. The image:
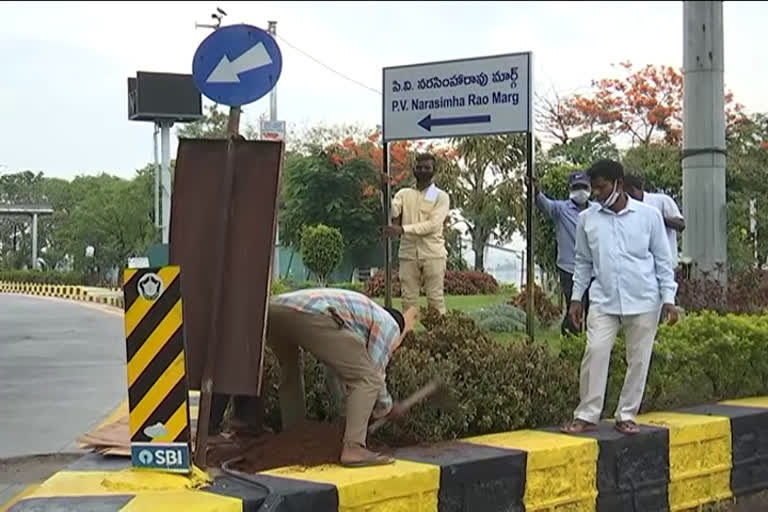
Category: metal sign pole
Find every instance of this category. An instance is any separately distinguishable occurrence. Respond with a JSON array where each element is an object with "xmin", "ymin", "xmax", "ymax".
[
  {"xmin": 194, "ymin": 132, "xmax": 238, "ymax": 468},
  {"xmin": 383, "ymin": 142, "xmax": 393, "ymax": 309},
  {"xmin": 153, "ymin": 124, "xmax": 161, "ymax": 230},
  {"xmin": 160, "ymin": 121, "xmax": 172, "ymax": 244},
  {"xmin": 525, "ymin": 53, "xmax": 536, "ymax": 342},
  {"xmin": 525, "ymin": 131, "xmax": 535, "ymax": 341}
]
